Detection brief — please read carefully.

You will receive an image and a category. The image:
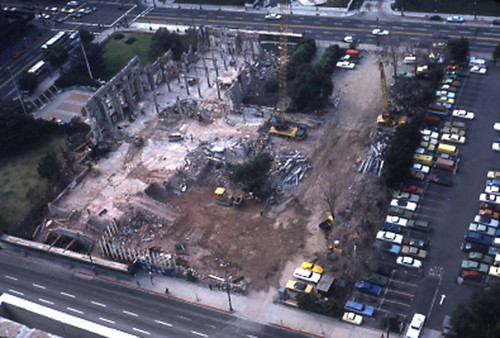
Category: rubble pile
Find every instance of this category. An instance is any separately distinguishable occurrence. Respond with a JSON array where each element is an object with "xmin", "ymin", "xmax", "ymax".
[
  {"xmin": 358, "ymin": 129, "xmax": 393, "ymax": 176},
  {"xmin": 248, "ymin": 51, "xmax": 279, "ymax": 96},
  {"xmin": 111, "ymin": 213, "xmax": 168, "ymax": 246}
]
